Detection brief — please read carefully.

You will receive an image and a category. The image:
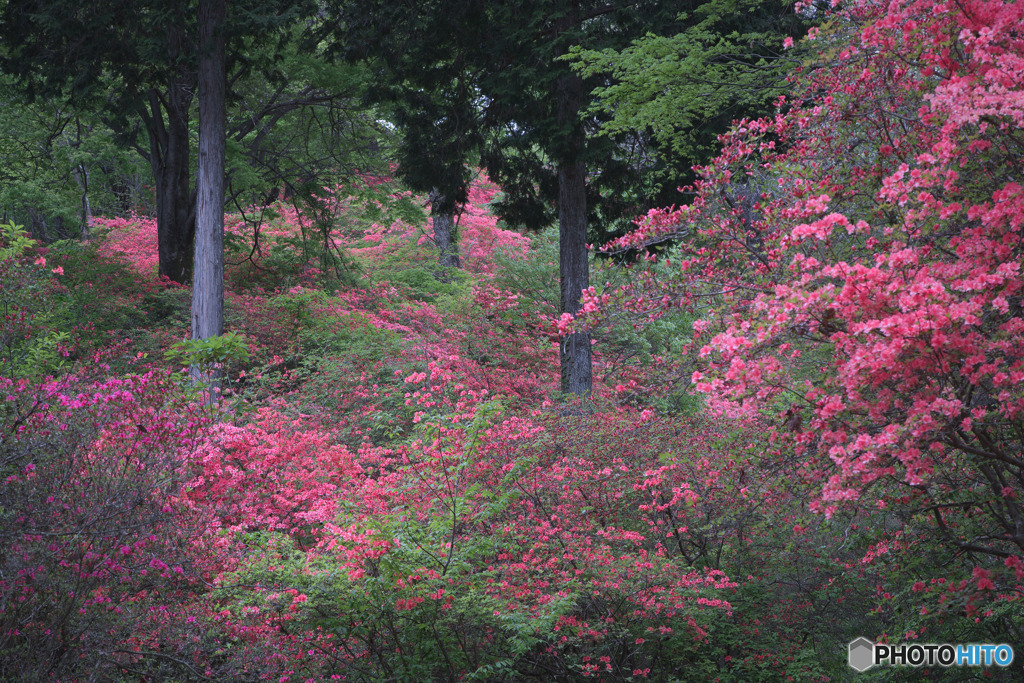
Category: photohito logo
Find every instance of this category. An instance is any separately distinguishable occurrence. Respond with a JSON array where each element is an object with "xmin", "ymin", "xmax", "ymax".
[{"xmin": 848, "ymin": 637, "xmax": 1015, "ymax": 672}]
